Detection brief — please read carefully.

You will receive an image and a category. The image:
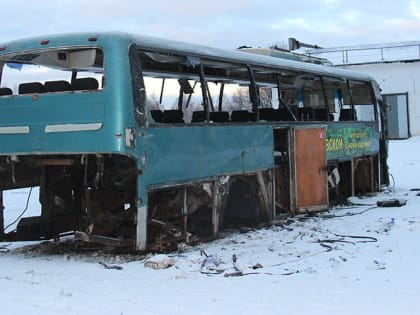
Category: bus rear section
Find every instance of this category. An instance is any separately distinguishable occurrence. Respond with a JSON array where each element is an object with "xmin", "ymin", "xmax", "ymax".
[{"xmin": 0, "ymin": 37, "xmax": 140, "ymax": 247}]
